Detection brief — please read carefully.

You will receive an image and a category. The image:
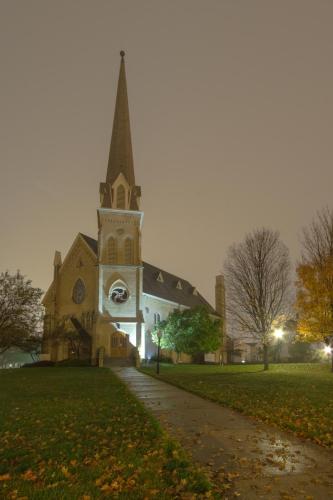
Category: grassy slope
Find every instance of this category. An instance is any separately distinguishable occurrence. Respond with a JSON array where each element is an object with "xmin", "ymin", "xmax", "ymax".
[
  {"xmin": 0, "ymin": 368, "xmax": 214, "ymax": 499},
  {"xmin": 141, "ymin": 363, "xmax": 333, "ymax": 448}
]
